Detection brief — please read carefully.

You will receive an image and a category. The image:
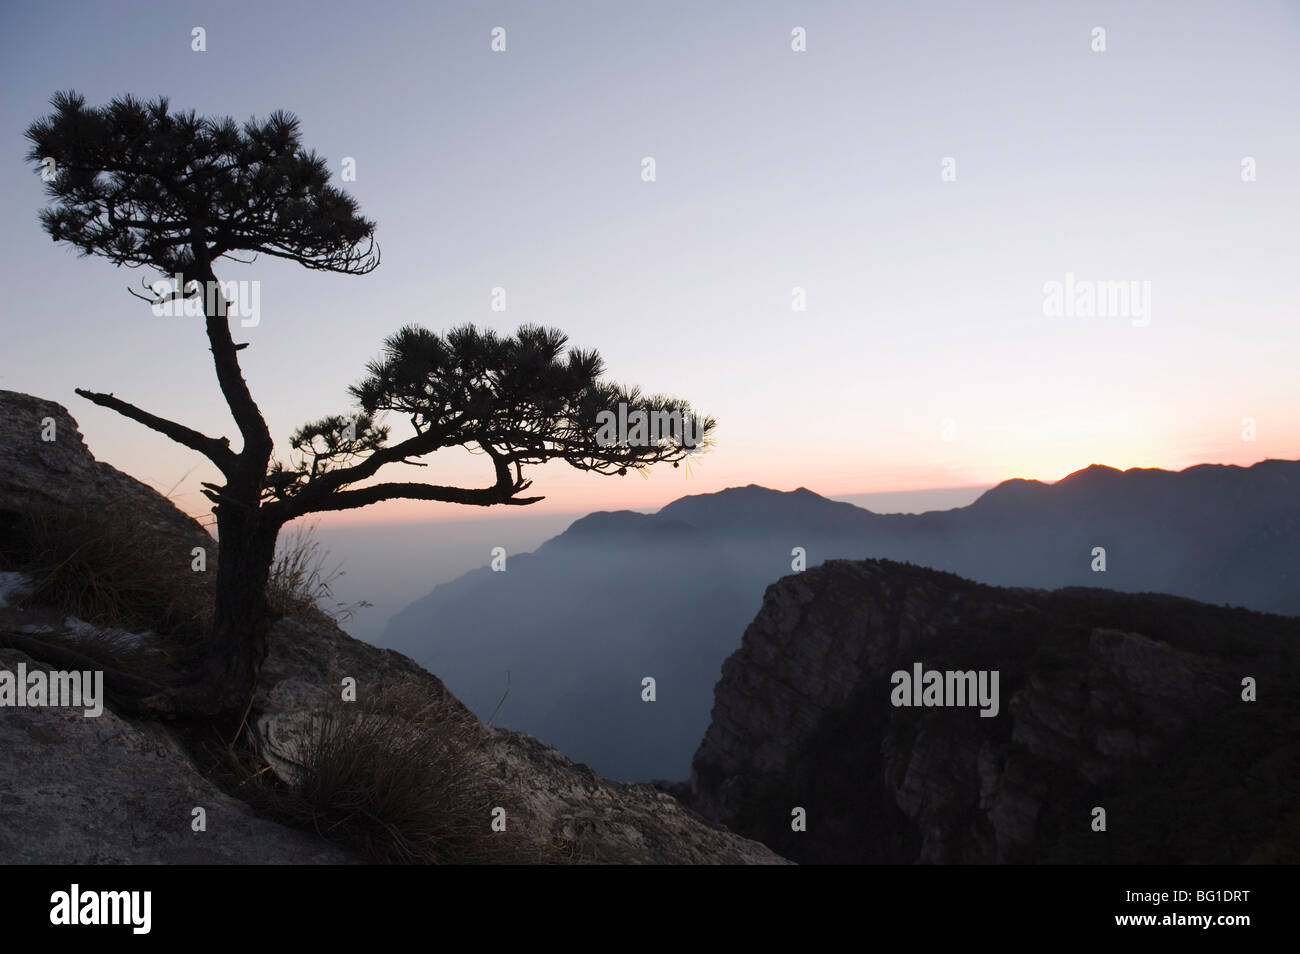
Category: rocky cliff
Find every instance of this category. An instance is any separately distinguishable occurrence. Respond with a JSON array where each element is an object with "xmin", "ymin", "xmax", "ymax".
[
  {"xmin": 688, "ymin": 559, "xmax": 1300, "ymax": 864},
  {"xmin": 0, "ymin": 391, "xmax": 784, "ymax": 865}
]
